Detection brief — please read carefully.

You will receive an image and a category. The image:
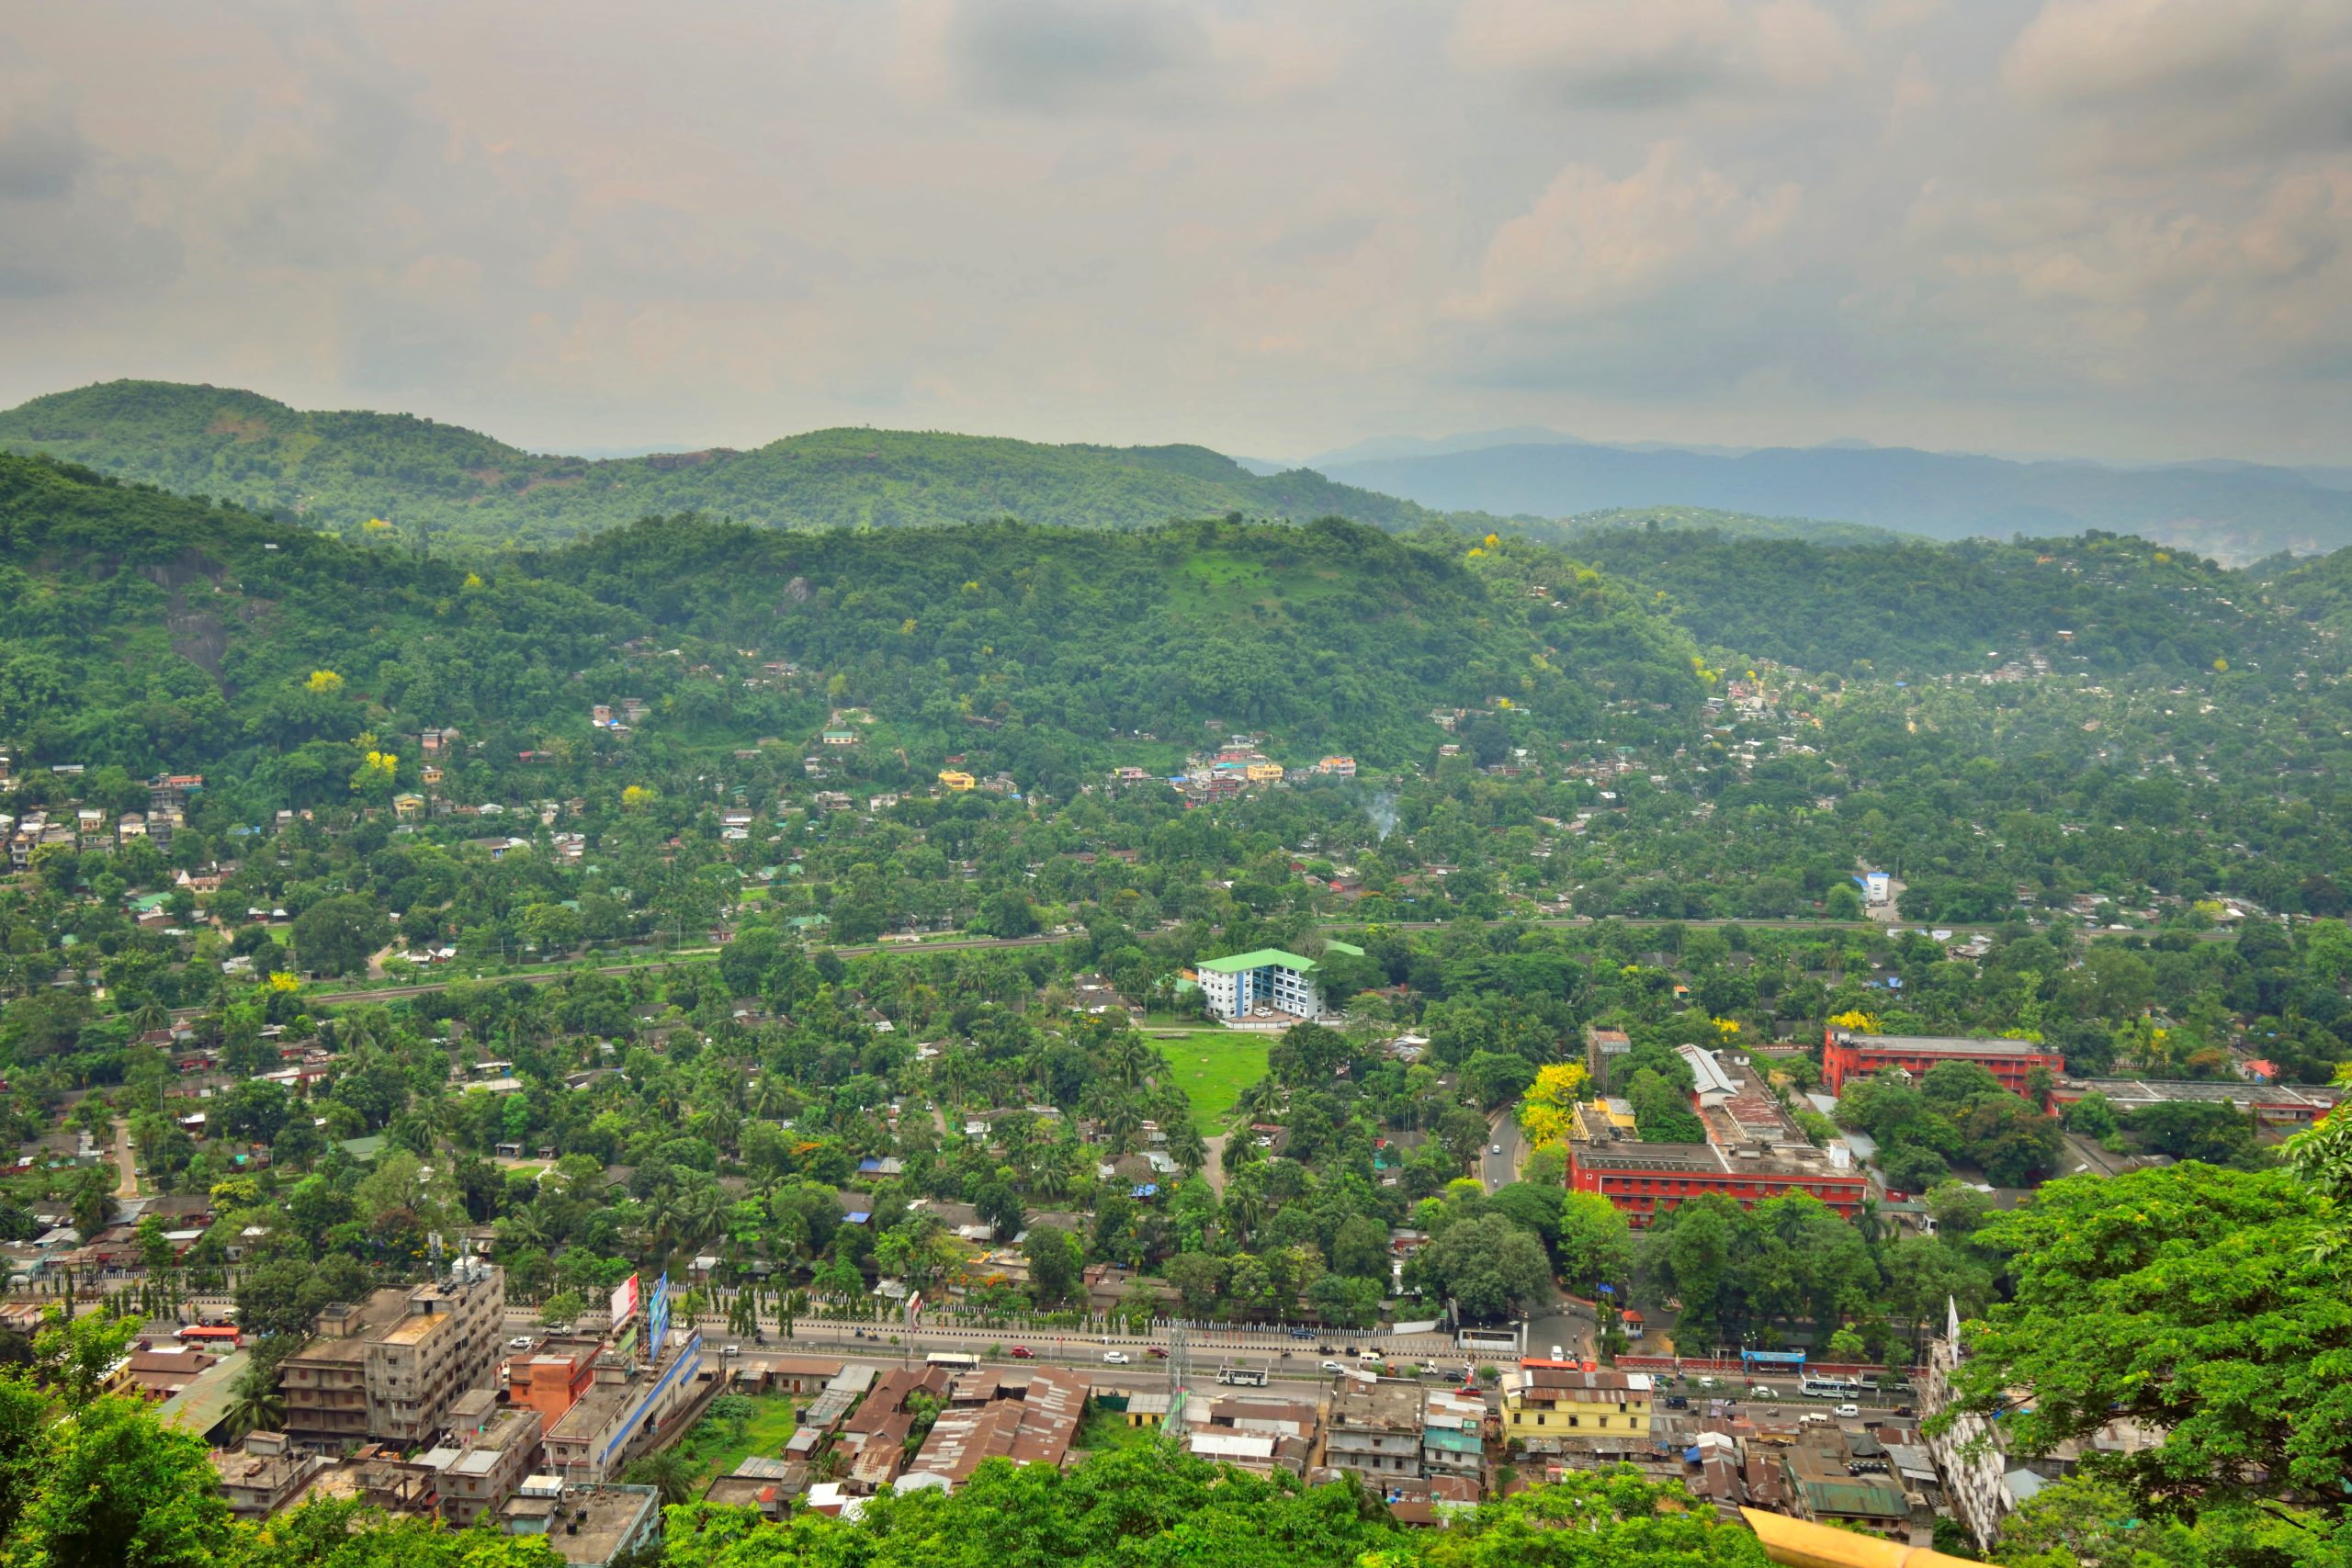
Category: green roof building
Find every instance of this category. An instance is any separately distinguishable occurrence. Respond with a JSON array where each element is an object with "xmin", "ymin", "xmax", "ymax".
[{"xmin": 1194, "ymin": 949, "xmax": 1325, "ymax": 1023}]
